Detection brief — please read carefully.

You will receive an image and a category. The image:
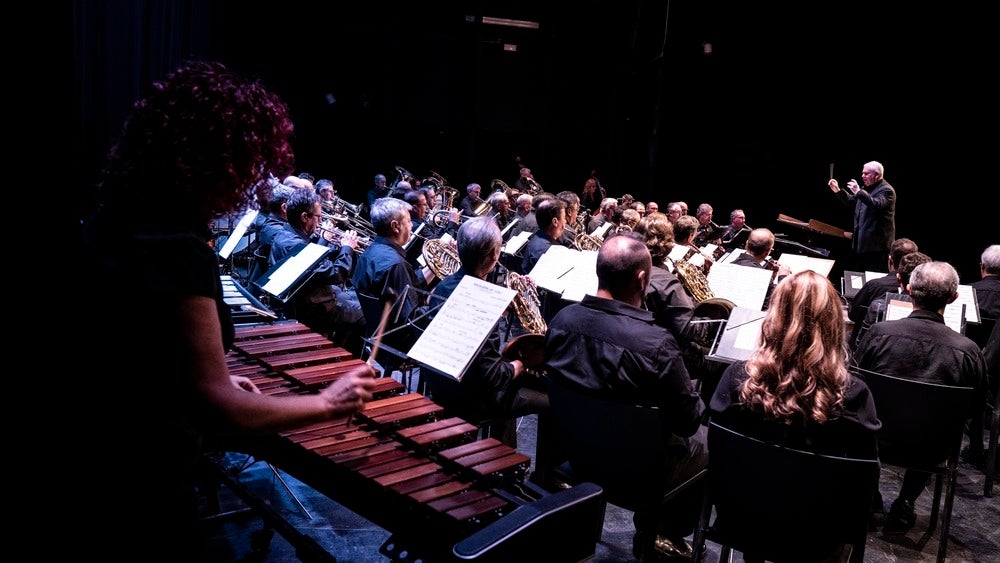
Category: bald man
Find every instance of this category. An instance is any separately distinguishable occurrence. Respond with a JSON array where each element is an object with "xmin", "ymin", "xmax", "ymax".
[{"xmin": 544, "ymin": 233, "xmax": 707, "ymax": 560}]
